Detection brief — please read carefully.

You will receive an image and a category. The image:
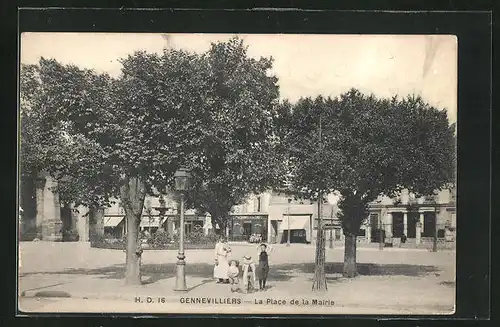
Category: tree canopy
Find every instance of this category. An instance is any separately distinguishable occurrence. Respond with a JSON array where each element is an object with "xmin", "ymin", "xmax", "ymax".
[
  {"xmin": 183, "ymin": 38, "xmax": 286, "ymax": 231},
  {"xmin": 20, "ymin": 61, "xmax": 118, "ymax": 208},
  {"xmin": 19, "ymin": 37, "xmax": 287, "ymax": 282},
  {"xmin": 284, "ymin": 89, "xmax": 456, "ymax": 279}
]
